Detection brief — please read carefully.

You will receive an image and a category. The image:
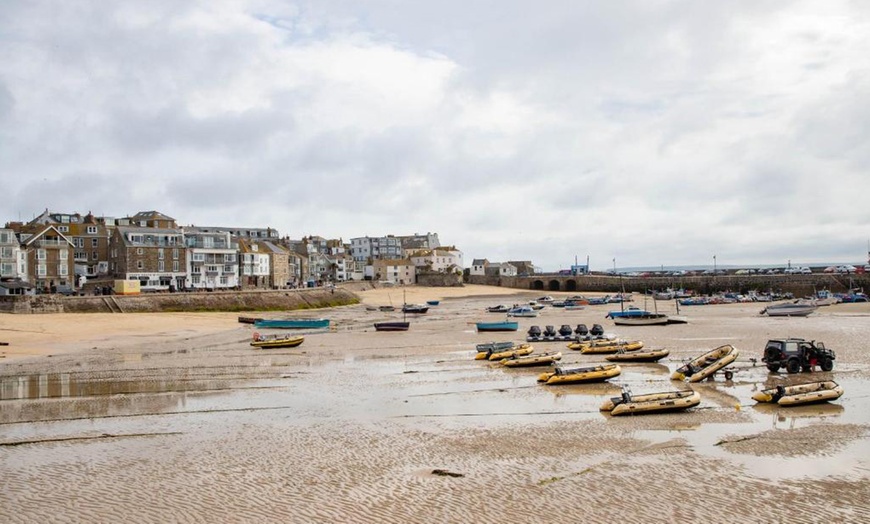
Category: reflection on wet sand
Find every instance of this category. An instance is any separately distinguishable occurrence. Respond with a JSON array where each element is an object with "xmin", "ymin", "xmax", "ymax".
[{"xmin": 1, "ymin": 291, "xmax": 869, "ymax": 523}]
